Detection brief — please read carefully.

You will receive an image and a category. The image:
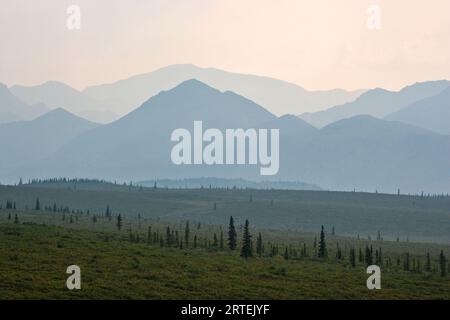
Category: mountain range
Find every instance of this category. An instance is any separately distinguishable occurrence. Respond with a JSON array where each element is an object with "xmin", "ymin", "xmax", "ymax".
[
  {"xmin": 2, "ymin": 79, "xmax": 449, "ymax": 194},
  {"xmin": 82, "ymin": 64, "xmax": 365, "ymax": 117},
  {"xmin": 0, "ymin": 108, "xmax": 99, "ymax": 172},
  {"xmin": 299, "ymin": 80, "xmax": 450, "ymax": 128},
  {"xmin": 0, "ymin": 83, "xmax": 49, "ymax": 124},
  {"xmin": 385, "ymin": 87, "xmax": 450, "ymax": 135},
  {"xmin": 10, "ymin": 81, "xmax": 119, "ymax": 124}
]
